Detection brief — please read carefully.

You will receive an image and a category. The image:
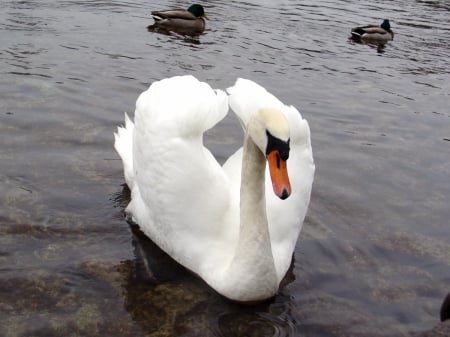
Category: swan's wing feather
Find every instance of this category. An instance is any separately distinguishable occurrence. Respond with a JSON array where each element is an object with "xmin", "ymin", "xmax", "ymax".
[
  {"xmin": 135, "ymin": 75, "xmax": 228, "ymax": 138},
  {"xmin": 227, "ymin": 78, "xmax": 286, "ymax": 128},
  {"xmin": 114, "ymin": 112, "xmax": 135, "ymax": 189},
  {"xmin": 124, "ymin": 75, "xmax": 234, "ymax": 276},
  {"xmin": 227, "ymin": 78, "xmax": 315, "ymax": 281},
  {"xmin": 266, "ymin": 106, "xmax": 314, "ymax": 280}
]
